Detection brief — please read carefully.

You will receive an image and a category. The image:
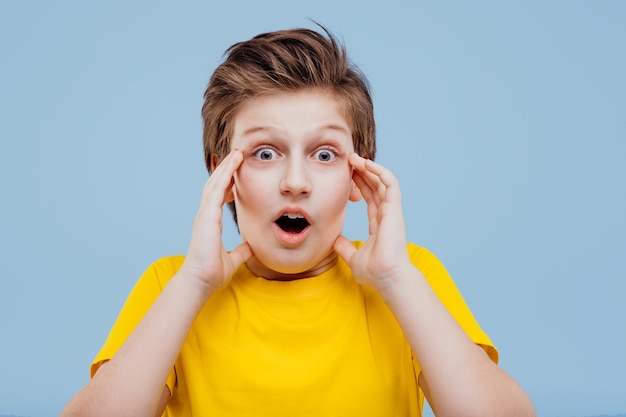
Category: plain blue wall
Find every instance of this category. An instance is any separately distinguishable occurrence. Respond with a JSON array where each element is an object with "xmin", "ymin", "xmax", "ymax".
[{"xmin": 1, "ymin": 2, "xmax": 624, "ymax": 416}]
